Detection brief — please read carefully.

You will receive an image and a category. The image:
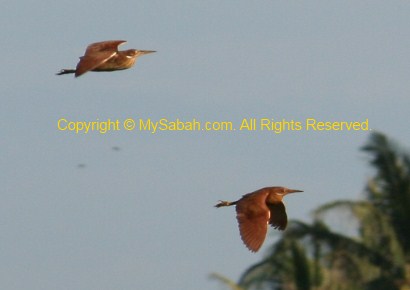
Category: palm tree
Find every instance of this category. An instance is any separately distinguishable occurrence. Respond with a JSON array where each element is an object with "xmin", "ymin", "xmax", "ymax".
[
  {"xmin": 361, "ymin": 133, "xmax": 410, "ymax": 260},
  {"xmin": 232, "ymin": 235, "xmax": 312, "ymax": 290}
]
